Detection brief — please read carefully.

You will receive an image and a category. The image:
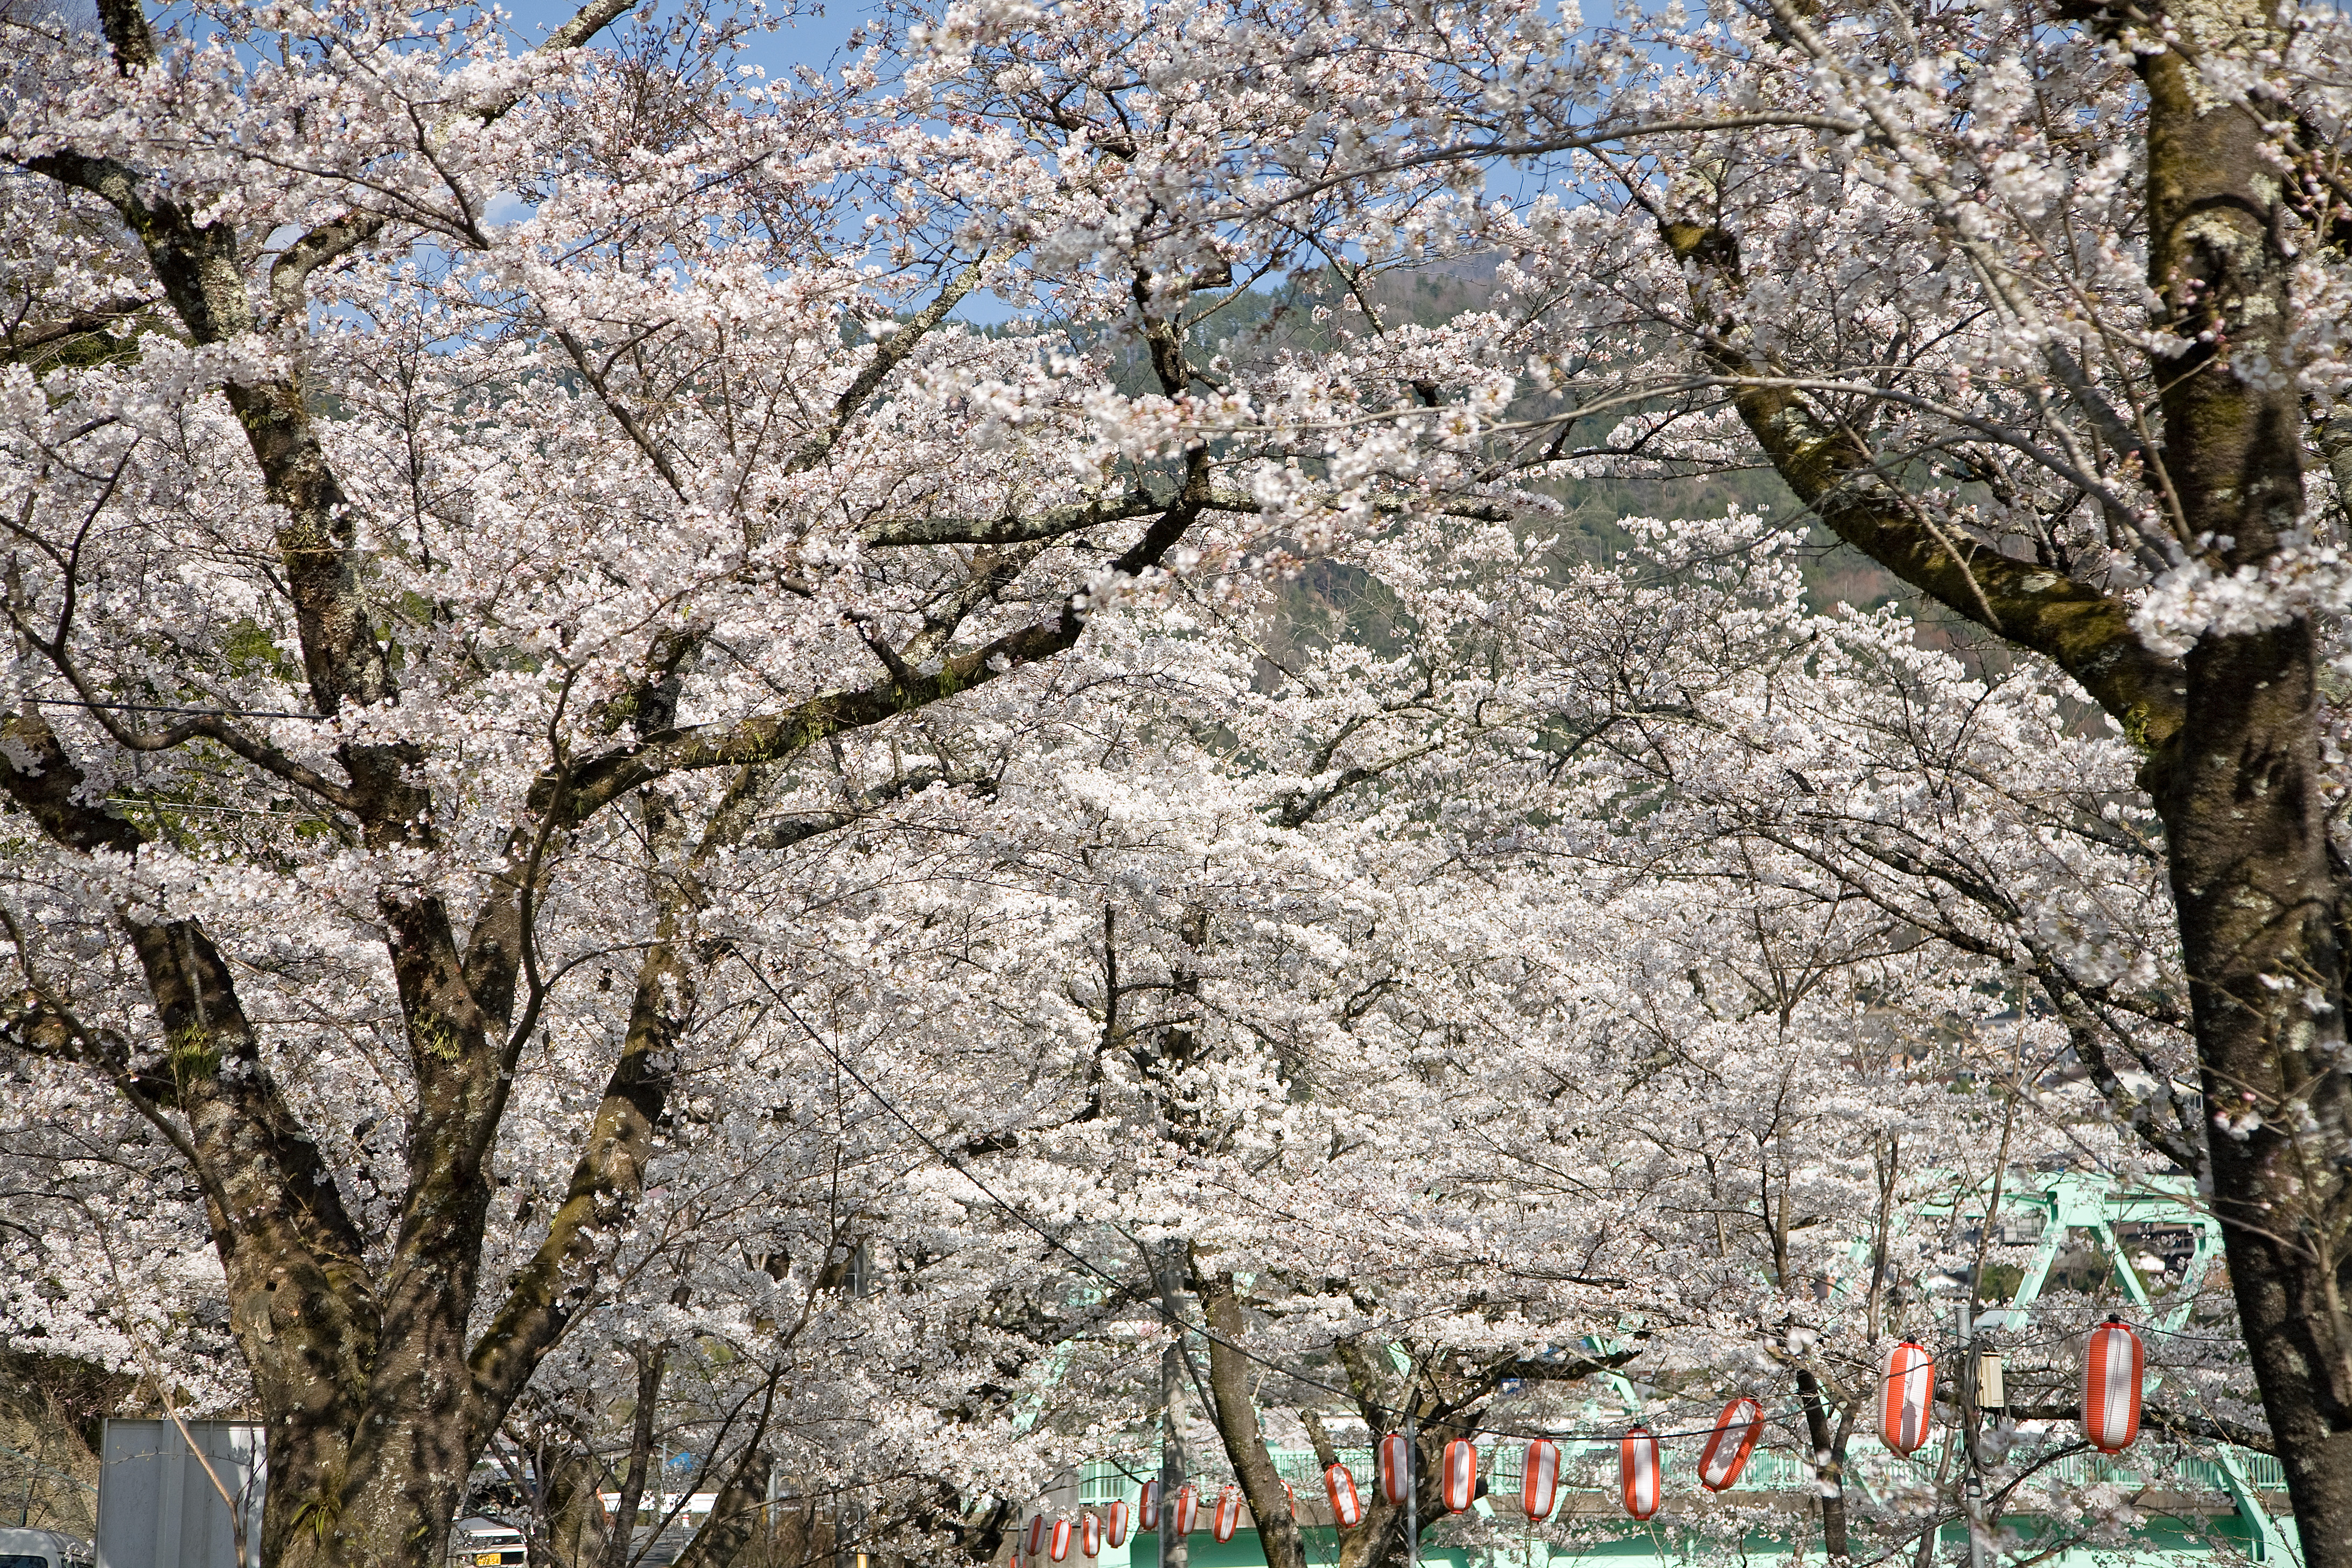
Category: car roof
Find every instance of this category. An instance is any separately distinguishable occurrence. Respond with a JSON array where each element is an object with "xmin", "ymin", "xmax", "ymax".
[{"xmin": 0, "ymin": 1529, "xmax": 89, "ymax": 1559}]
